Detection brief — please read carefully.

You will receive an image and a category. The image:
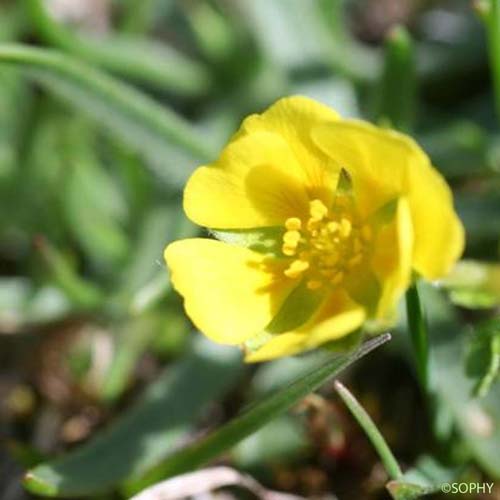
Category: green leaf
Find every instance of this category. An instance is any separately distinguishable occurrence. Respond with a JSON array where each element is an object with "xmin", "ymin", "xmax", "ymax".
[
  {"xmin": 440, "ymin": 260, "xmax": 500, "ymax": 309},
  {"xmin": 377, "ymin": 26, "xmax": 416, "ymax": 132},
  {"xmin": 35, "ymin": 237, "xmax": 104, "ymax": 310},
  {"xmin": 0, "ymin": 44, "xmax": 216, "ymax": 188},
  {"xmin": 386, "ymin": 455, "xmax": 462, "ymax": 500},
  {"xmin": 266, "ymin": 280, "xmax": 324, "ymax": 334},
  {"xmin": 232, "ymin": 415, "xmax": 309, "ymax": 468},
  {"xmin": 405, "ymin": 282, "xmax": 429, "ymax": 391},
  {"xmin": 26, "ymin": 0, "xmax": 212, "ymax": 95},
  {"xmin": 125, "ymin": 334, "xmax": 391, "ymax": 495},
  {"xmin": 23, "ymin": 338, "xmax": 244, "ymax": 497},
  {"xmin": 415, "ymin": 285, "xmax": 500, "ymax": 479},
  {"xmin": 466, "ymin": 318, "xmax": 500, "ymax": 398}
]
